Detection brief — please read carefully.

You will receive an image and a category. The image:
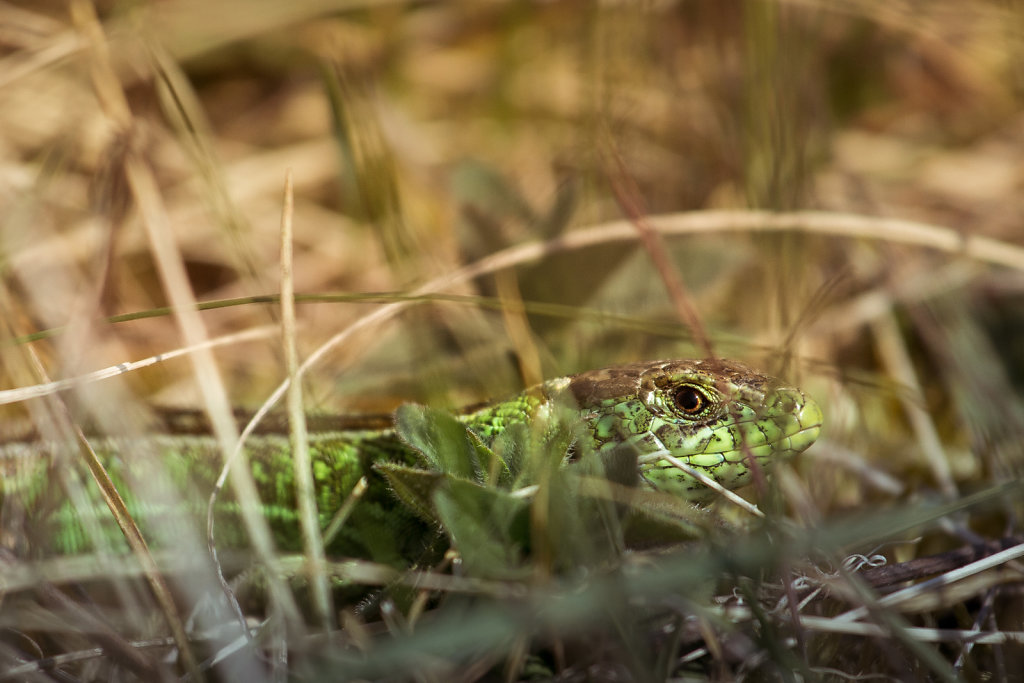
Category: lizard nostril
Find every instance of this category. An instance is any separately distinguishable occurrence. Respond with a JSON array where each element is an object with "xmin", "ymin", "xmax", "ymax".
[{"xmin": 771, "ymin": 388, "xmax": 799, "ymax": 413}]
